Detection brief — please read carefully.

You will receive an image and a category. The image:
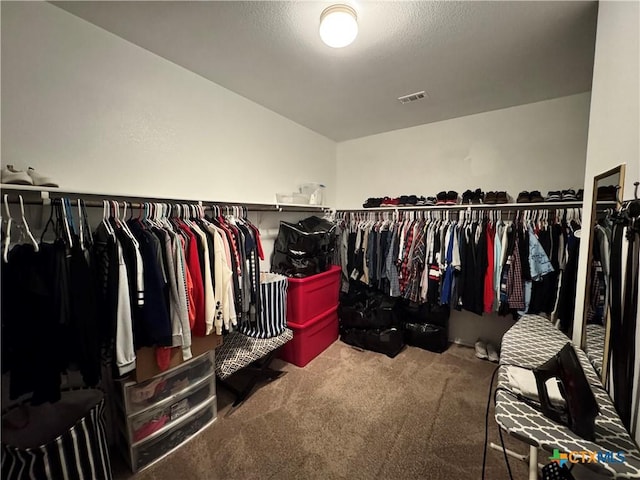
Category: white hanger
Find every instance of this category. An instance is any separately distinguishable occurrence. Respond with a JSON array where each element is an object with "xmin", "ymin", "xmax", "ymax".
[
  {"xmin": 60, "ymin": 198, "xmax": 74, "ymax": 247},
  {"xmin": 3, "ymin": 194, "xmax": 13, "ymax": 263},
  {"xmin": 18, "ymin": 195, "xmax": 39, "ymax": 252},
  {"xmin": 102, "ymin": 200, "xmax": 115, "ymax": 236},
  {"xmin": 116, "ymin": 201, "xmax": 140, "ymax": 248}
]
